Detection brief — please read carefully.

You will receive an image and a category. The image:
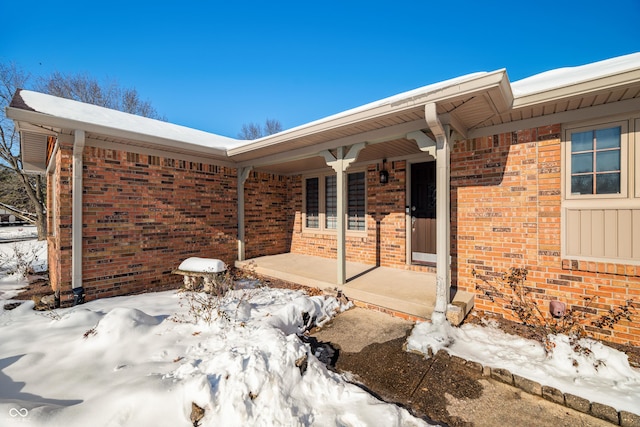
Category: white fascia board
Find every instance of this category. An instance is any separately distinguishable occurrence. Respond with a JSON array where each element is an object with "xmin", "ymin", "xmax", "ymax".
[
  {"xmin": 513, "ymin": 68, "xmax": 640, "ymax": 109},
  {"xmin": 227, "ymin": 70, "xmax": 511, "ymax": 157},
  {"xmin": 6, "ymin": 106, "xmax": 230, "ymax": 160}
]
